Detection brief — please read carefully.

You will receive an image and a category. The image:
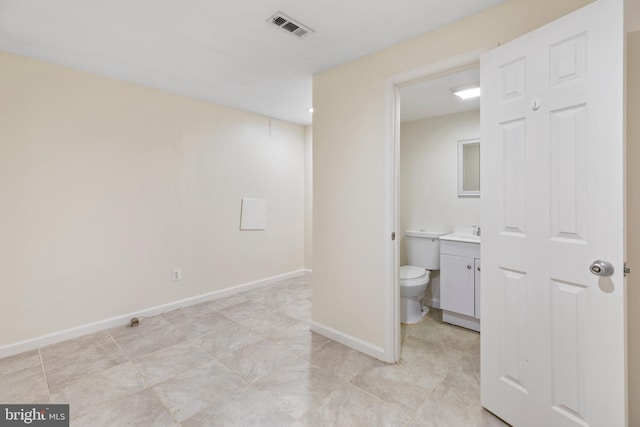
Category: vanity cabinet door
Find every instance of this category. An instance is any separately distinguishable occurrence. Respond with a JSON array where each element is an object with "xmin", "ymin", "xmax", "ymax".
[
  {"xmin": 440, "ymin": 254, "xmax": 475, "ymax": 317},
  {"xmin": 474, "ymin": 258, "xmax": 481, "ymax": 319}
]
